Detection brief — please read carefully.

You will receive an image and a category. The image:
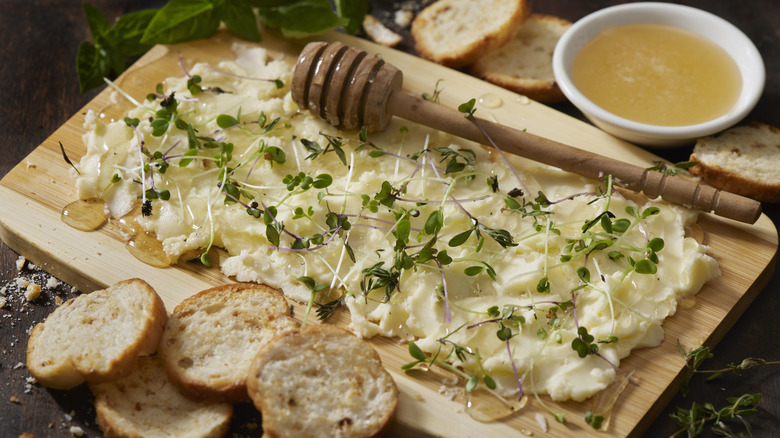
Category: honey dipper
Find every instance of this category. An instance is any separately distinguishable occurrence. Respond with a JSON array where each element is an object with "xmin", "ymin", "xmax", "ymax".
[{"xmin": 291, "ymin": 41, "xmax": 762, "ymax": 224}]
